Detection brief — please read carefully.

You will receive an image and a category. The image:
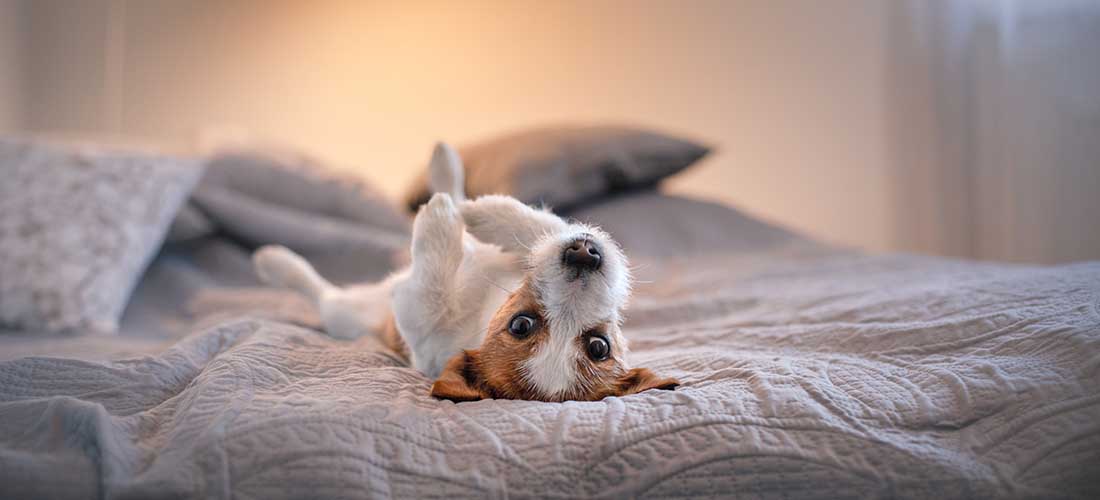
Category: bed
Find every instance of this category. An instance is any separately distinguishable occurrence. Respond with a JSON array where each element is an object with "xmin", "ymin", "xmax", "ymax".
[{"xmin": 1, "ymin": 138, "xmax": 1098, "ymax": 499}]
